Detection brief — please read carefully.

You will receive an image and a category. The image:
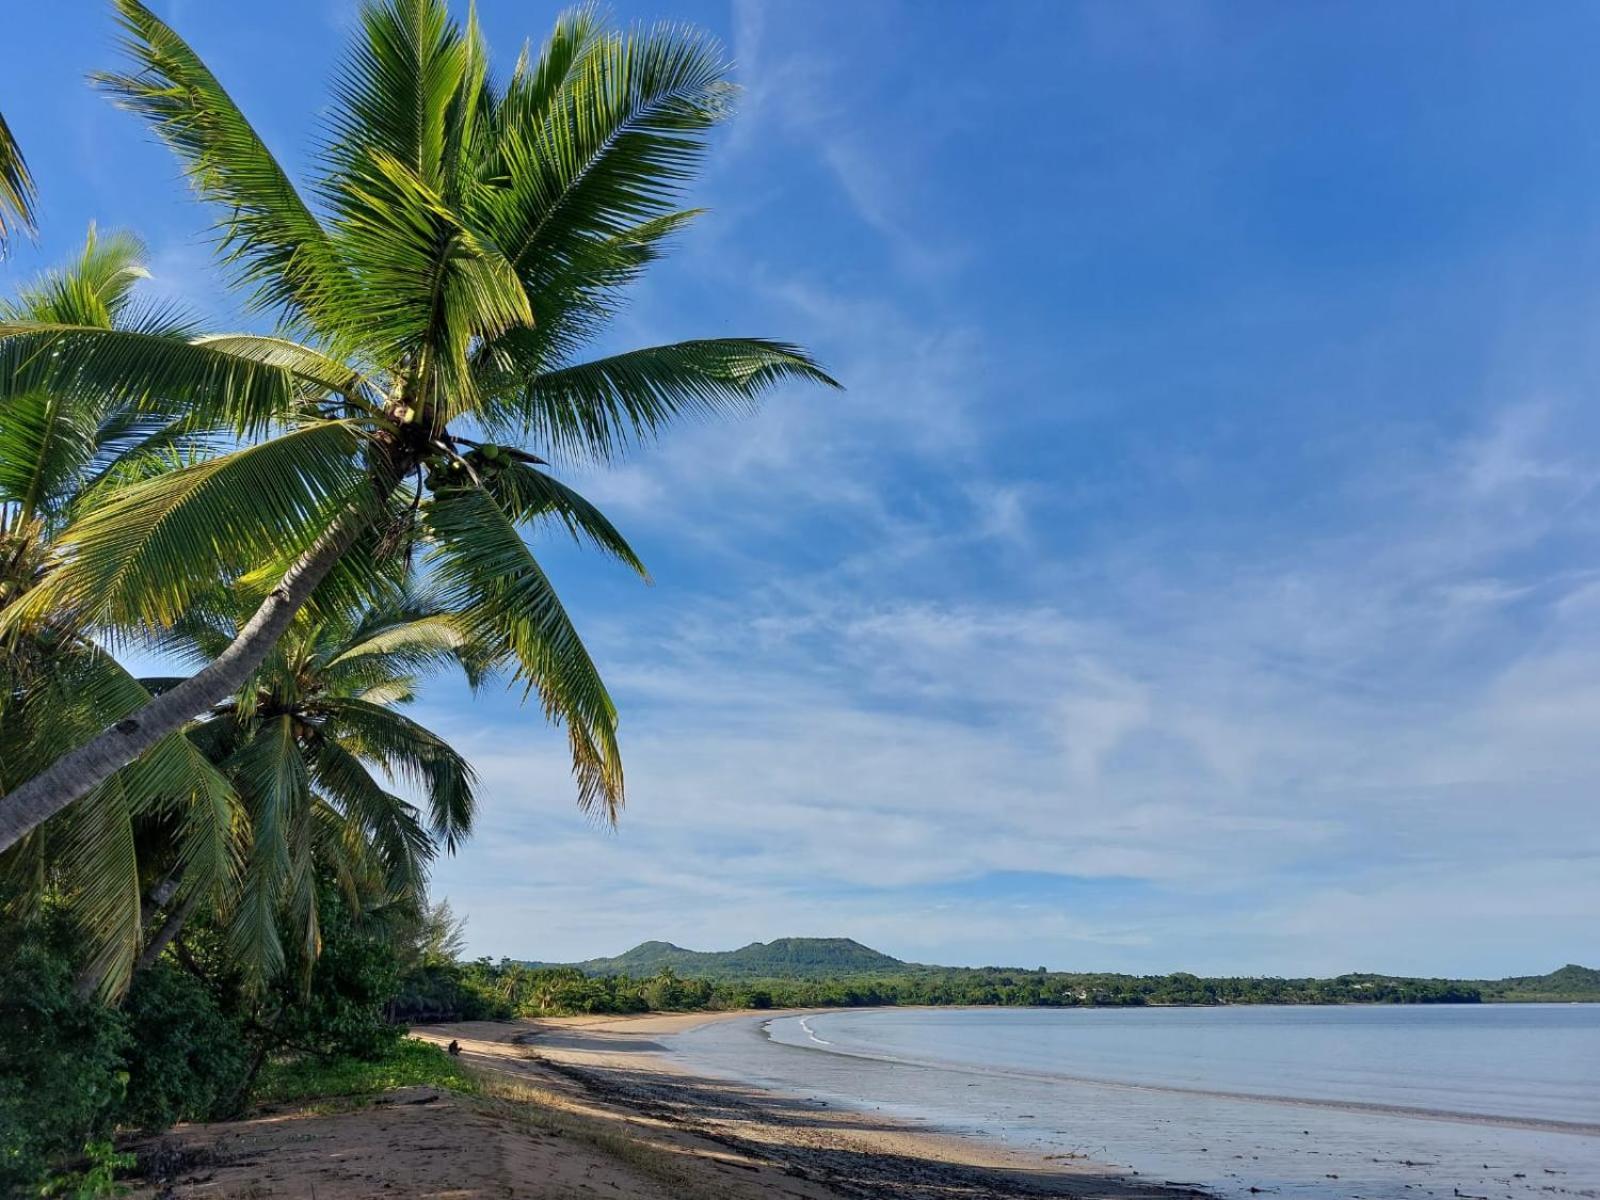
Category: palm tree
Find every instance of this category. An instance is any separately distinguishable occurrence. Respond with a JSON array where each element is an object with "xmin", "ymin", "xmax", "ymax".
[
  {"xmin": 0, "ymin": 0, "xmax": 837, "ymax": 850},
  {"xmin": 0, "ymin": 109, "xmax": 37, "ymax": 250},
  {"xmin": 1, "ymin": 228, "xmax": 241, "ymax": 998},
  {"xmin": 156, "ymin": 591, "xmax": 482, "ymax": 986}
]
